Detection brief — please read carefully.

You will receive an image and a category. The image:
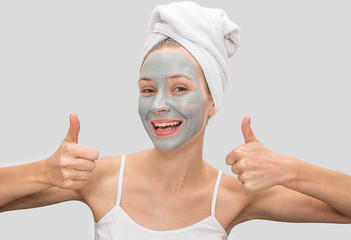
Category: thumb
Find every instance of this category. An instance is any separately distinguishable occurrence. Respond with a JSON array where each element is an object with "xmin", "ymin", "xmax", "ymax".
[
  {"xmin": 241, "ymin": 116, "xmax": 258, "ymax": 144},
  {"xmin": 64, "ymin": 113, "xmax": 80, "ymax": 143}
]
